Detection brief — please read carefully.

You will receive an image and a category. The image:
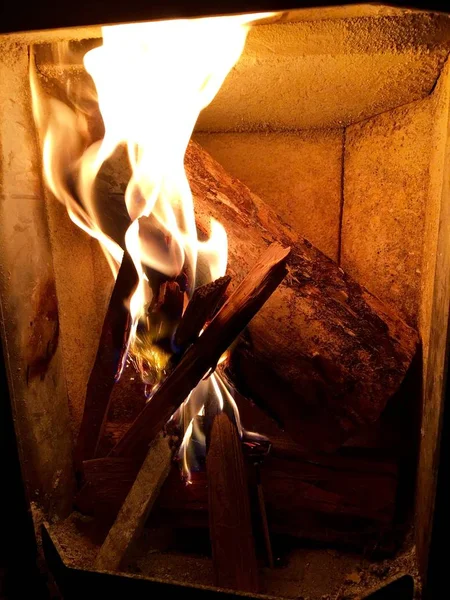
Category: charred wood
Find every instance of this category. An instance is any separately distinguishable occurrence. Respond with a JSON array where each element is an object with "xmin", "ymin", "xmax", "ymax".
[{"xmin": 174, "ymin": 275, "xmax": 231, "ymax": 351}]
